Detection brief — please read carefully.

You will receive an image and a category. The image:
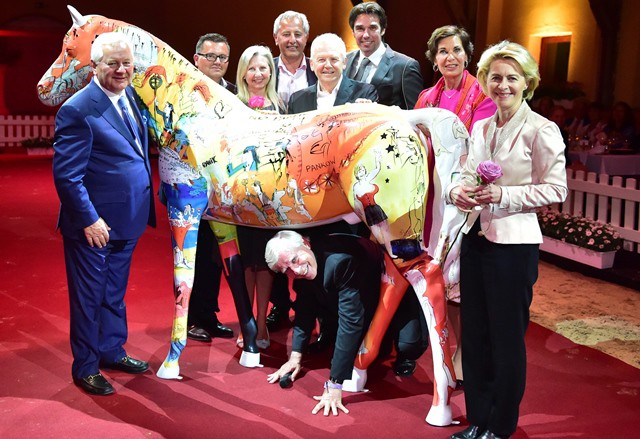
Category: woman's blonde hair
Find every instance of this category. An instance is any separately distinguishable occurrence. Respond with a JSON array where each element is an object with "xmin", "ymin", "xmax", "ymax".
[
  {"xmin": 236, "ymin": 45, "xmax": 281, "ymax": 109},
  {"xmin": 476, "ymin": 40, "xmax": 540, "ymax": 101}
]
